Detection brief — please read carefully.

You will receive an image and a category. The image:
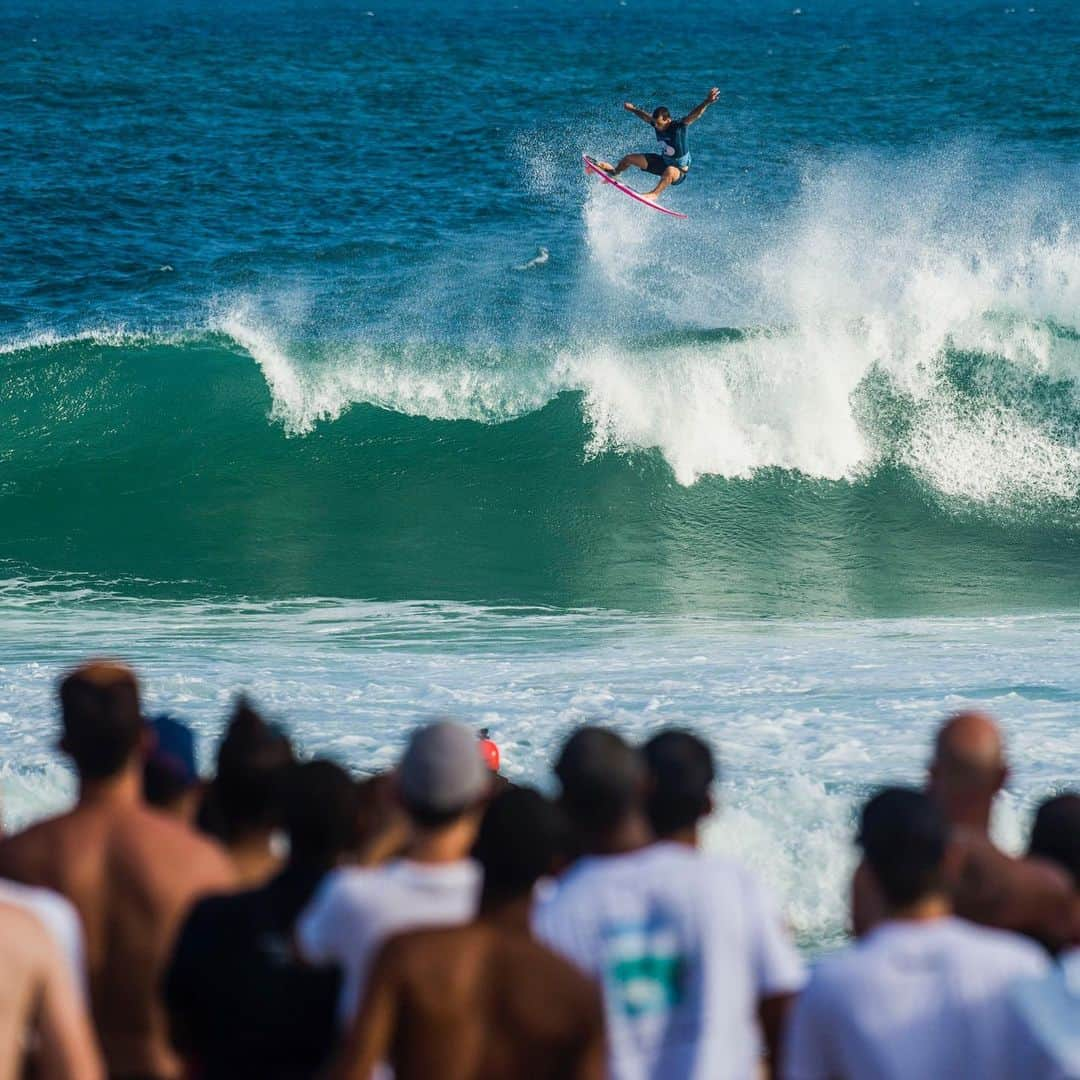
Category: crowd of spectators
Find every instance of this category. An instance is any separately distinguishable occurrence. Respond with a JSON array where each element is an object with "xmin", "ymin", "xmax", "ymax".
[{"xmin": 0, "ymin": 659, "xmax": 1075, "ymax": 1079}]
